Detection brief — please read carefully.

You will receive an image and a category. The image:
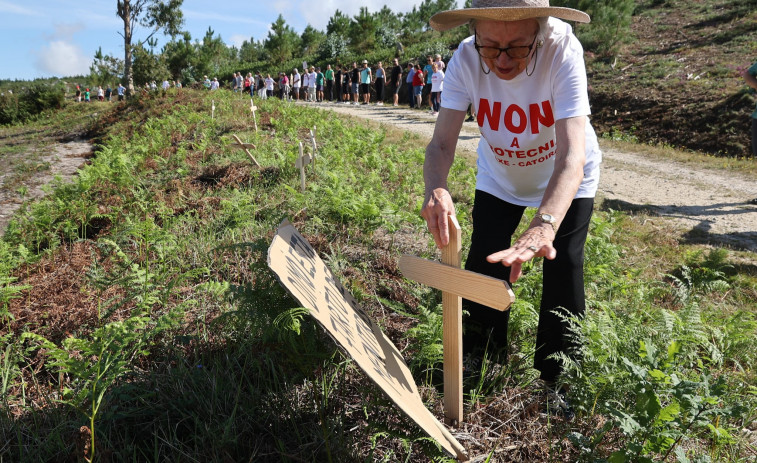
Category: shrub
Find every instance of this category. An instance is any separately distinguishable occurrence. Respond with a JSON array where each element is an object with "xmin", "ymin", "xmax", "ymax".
[{"xmin": 0, "ymin": 83, "xmax": 65, "ymax": 125}]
